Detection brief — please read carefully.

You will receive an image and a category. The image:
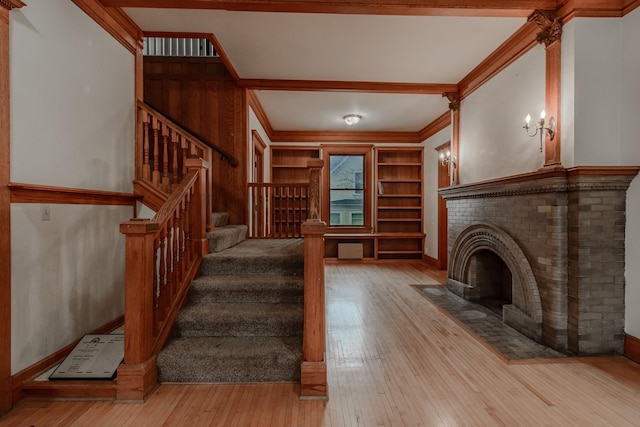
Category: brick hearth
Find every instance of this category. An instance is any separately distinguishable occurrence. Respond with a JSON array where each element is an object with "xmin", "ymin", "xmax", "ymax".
[{"xmin": 439, "ymin": 167, "xmax": 639, "ymax": 355}]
